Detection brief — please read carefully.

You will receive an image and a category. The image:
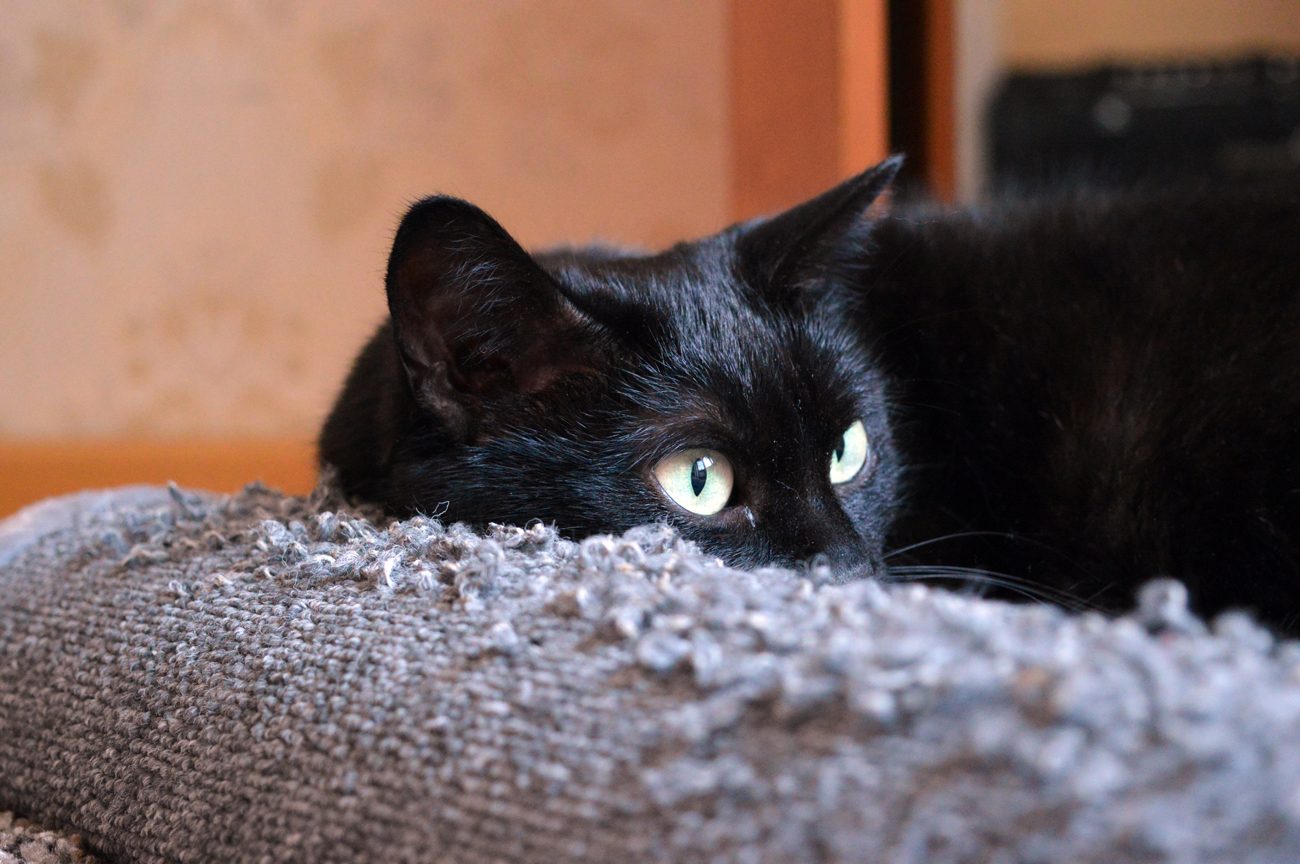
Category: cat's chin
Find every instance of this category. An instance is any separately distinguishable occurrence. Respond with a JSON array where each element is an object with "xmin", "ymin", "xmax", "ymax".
[{"xmin": 699, "ymin": 541, "xmax": 883, "ymax": 584}]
